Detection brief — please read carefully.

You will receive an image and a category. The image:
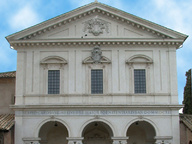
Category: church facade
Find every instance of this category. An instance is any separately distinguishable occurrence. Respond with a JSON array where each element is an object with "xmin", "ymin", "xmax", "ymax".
[{"xmin": 6, "ymin": 2, "xmax": 187, "ymax": 144}]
